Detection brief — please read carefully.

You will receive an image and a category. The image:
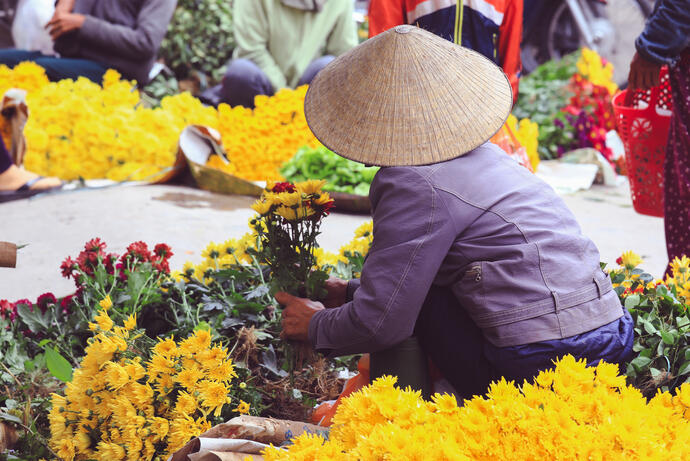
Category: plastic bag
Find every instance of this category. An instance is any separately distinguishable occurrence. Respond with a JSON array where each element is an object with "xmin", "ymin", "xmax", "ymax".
[{"xmin": 11, "ymin": 0, "xmax": 55, "ymax": 56}]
